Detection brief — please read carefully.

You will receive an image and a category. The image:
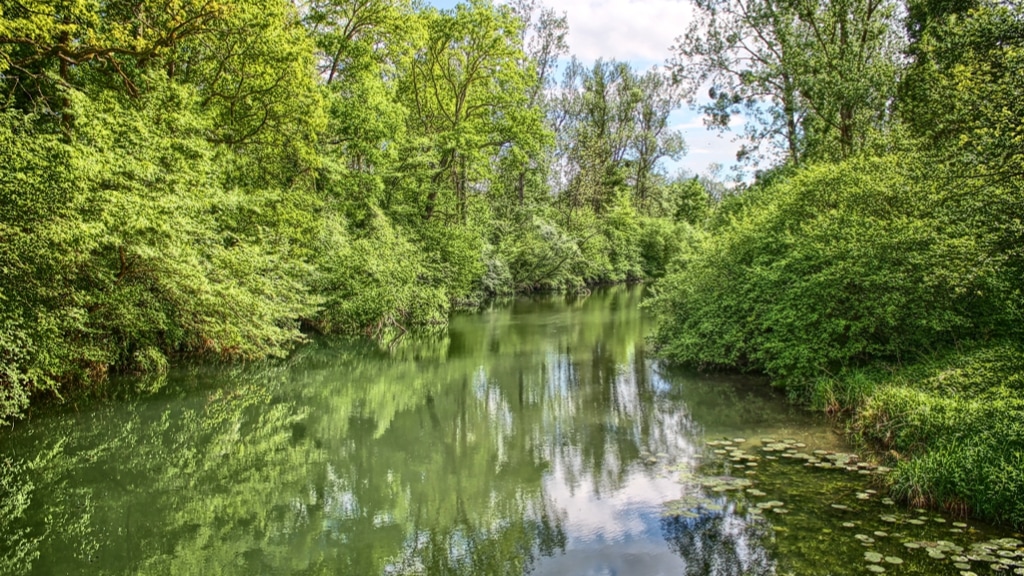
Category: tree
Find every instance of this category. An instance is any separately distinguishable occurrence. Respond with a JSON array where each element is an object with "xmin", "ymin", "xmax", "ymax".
[
  {"xmin": 400, "ymin": 0, "xmax": 545, "ymax": 222},
  {"xmin": 502, "ymin": 0, "xmax": 568, "ymax": 208},
  {"xmin": 669, "ymin": 0, "xmax": 903, "ymax": 165},
  {"xmin": 301, "ymin": 0, "xmax": 420, "ymax": 219},
  {"xmin": 0, "ymin": 0, "xmax": 223, "ymax": 118},
  {"xmin": 901, "ymin": 0, "xmax": 1024, "ymax": 182},
  {"xmin": 552, "ymin": 59, "xmax": 684, "ymax": 219},
  {"xmin": 628, "ymin": 69, "xmax": 685, "ymax": 214}
]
